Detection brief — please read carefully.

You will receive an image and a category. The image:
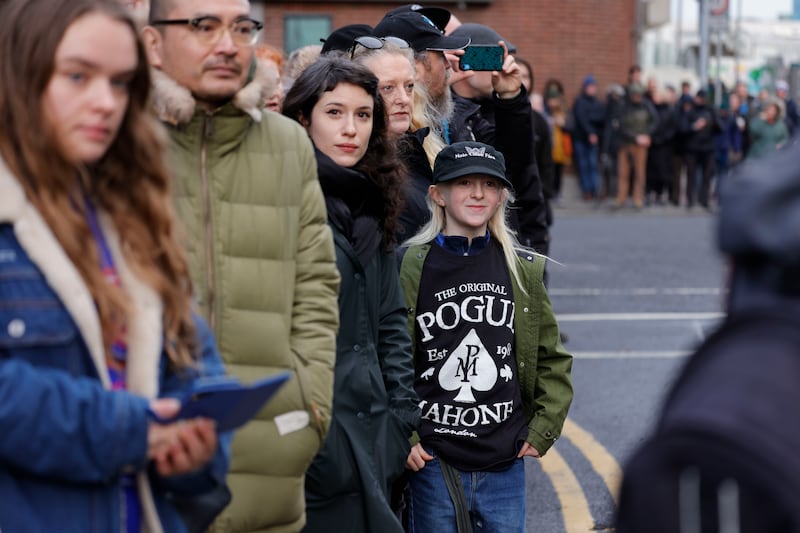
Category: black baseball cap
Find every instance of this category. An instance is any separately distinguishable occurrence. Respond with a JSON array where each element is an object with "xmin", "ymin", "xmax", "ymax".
[
  {"xmin": 373, "ymin": 12, "xmax": 469, "ymax": 53},
  {"xmin": 384, "ymin": 4, "xmax": 451, "ymax": 32},
  {"xmin": 433, "ymin": 141, "xmax": 512, "ymax": 190},
  {"xmin": 320, "ymin": 24, "xmax": 374, "ymax": 54}
]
